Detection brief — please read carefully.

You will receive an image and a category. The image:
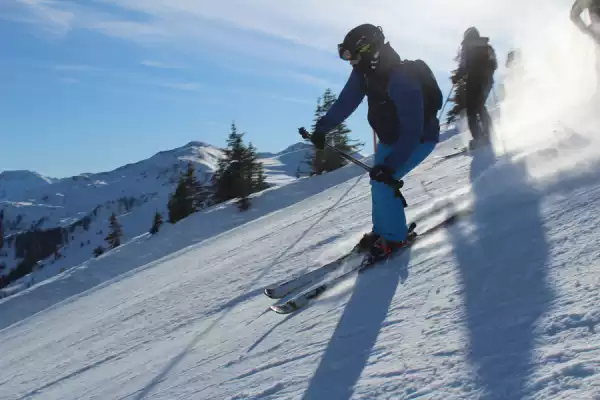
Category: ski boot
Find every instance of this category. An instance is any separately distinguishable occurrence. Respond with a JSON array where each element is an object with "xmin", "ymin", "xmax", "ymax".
[
  {"xmin": 360, "ymin": 222, "xmax": 417, "ymax": 260},
  {"xmin": 356, "ymin": 231, "xmax": 380, "ymax": 253}
]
